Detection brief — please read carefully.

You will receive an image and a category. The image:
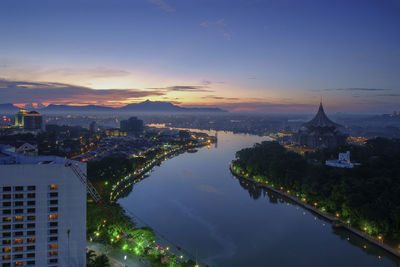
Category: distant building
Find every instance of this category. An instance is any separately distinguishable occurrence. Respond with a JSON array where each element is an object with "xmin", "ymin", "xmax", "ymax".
[
  {"xmin": 326, "ymin": 151, "xmax": 359, "ymax": 168},
  {"xmin": 120, "ymin": 117, "xmax": 143, "ymax": 133},
  {"xmin": 0, "ymin": 145, "xmax": 86, "ymax": 266},
  {"xmin": 16, "ymin": 143, "xmax": 38, "ymax": 156},
  {"xmin": 14, "ymin": 110, "xmax": 43, "ymax": 131},
  {"xmin": 89, "ymin": 121, "xmax": 98, "ymax": 133},
  {"xmin": 24, "ymin": 111, "xmax": 43, "ymax": 130},
  {"xmin": 296, "ymin": 102, "xmax": 347, "ymax": 148},
  {"xmin": 15, "ymin": 109, "xmax": 28, "ymax": 127}
]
